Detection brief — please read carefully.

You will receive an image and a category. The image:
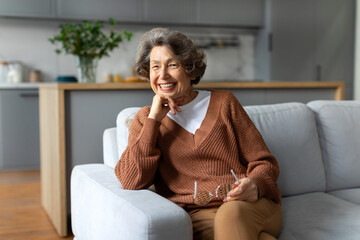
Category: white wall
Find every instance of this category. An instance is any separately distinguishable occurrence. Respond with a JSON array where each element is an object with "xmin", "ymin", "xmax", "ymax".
[{"xmin": 0, "ymin": 18, "xmax": 256, "ymax": 83}]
